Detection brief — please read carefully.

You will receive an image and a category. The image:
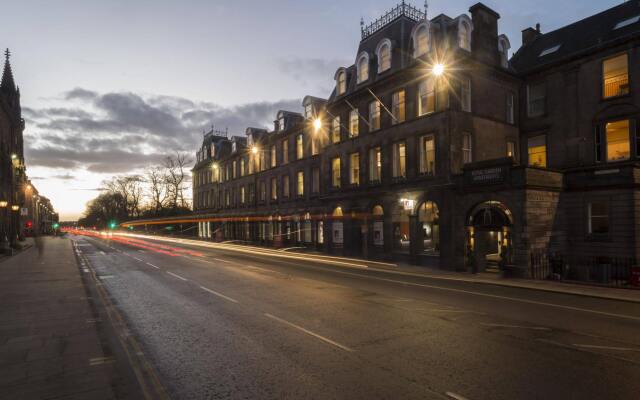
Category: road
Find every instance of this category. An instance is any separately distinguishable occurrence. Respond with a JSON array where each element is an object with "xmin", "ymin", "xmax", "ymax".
[{"xmin": 69, "ymin": 232, "xmax": 640, "ymax": 400}]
